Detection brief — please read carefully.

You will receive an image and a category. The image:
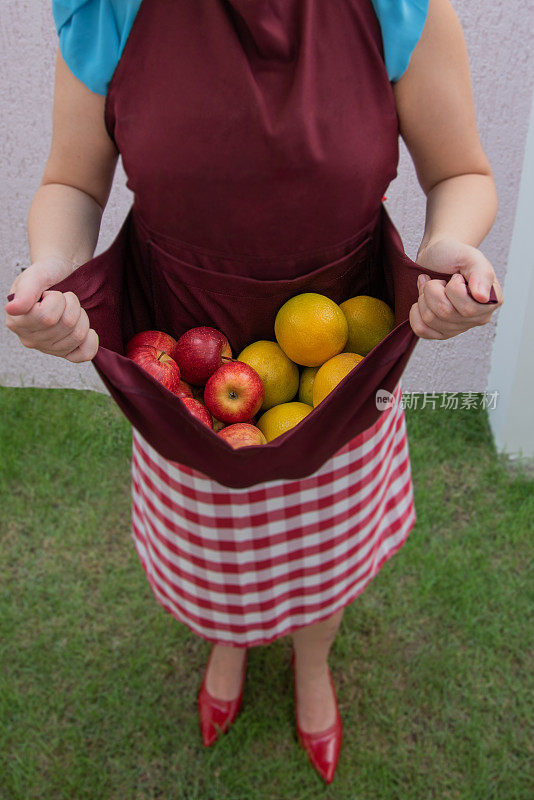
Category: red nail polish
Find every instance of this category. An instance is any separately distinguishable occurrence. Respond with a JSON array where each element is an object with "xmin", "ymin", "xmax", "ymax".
[{"xmin": 6, "ymin": 293, "xmax": 14, "ymax": 302}]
